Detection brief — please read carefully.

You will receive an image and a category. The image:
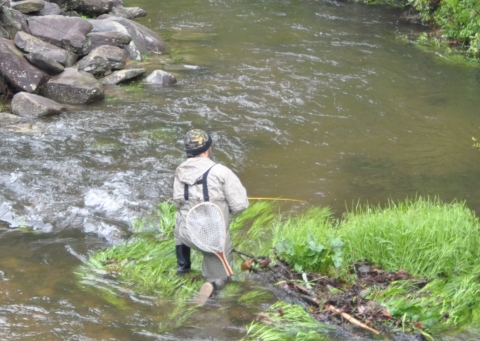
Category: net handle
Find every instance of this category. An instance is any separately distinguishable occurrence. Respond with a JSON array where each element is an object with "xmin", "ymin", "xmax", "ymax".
[{"xmin": 185, "ymin": 202, "xmax": 233, "ymax": 277}]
